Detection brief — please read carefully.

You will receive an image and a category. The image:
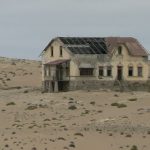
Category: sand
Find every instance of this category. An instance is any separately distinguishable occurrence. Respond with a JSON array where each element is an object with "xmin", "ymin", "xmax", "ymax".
[
  {"xmin": 0, "ymin": 57, "xmax": 41, "ymax": 89},
  {"xmin": 0, "ymin": 57, "xmax": 150, "ymax": 150}
]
